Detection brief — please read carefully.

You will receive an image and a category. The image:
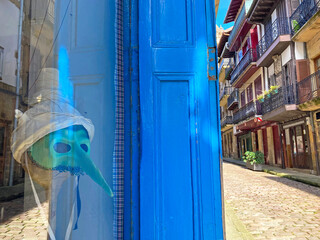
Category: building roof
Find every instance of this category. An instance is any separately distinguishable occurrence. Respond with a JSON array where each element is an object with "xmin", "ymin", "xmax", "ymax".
[
  {"xmin": 217, "ymin": 27, "xmax": 233, "ymax": 57},
  {"xmin": 224, "ymin": 0, "xmax": 243, "ymax": 23},
  {"xmin": 247, "ymin": 0, "xmax": 277, "ymax": 23}
]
